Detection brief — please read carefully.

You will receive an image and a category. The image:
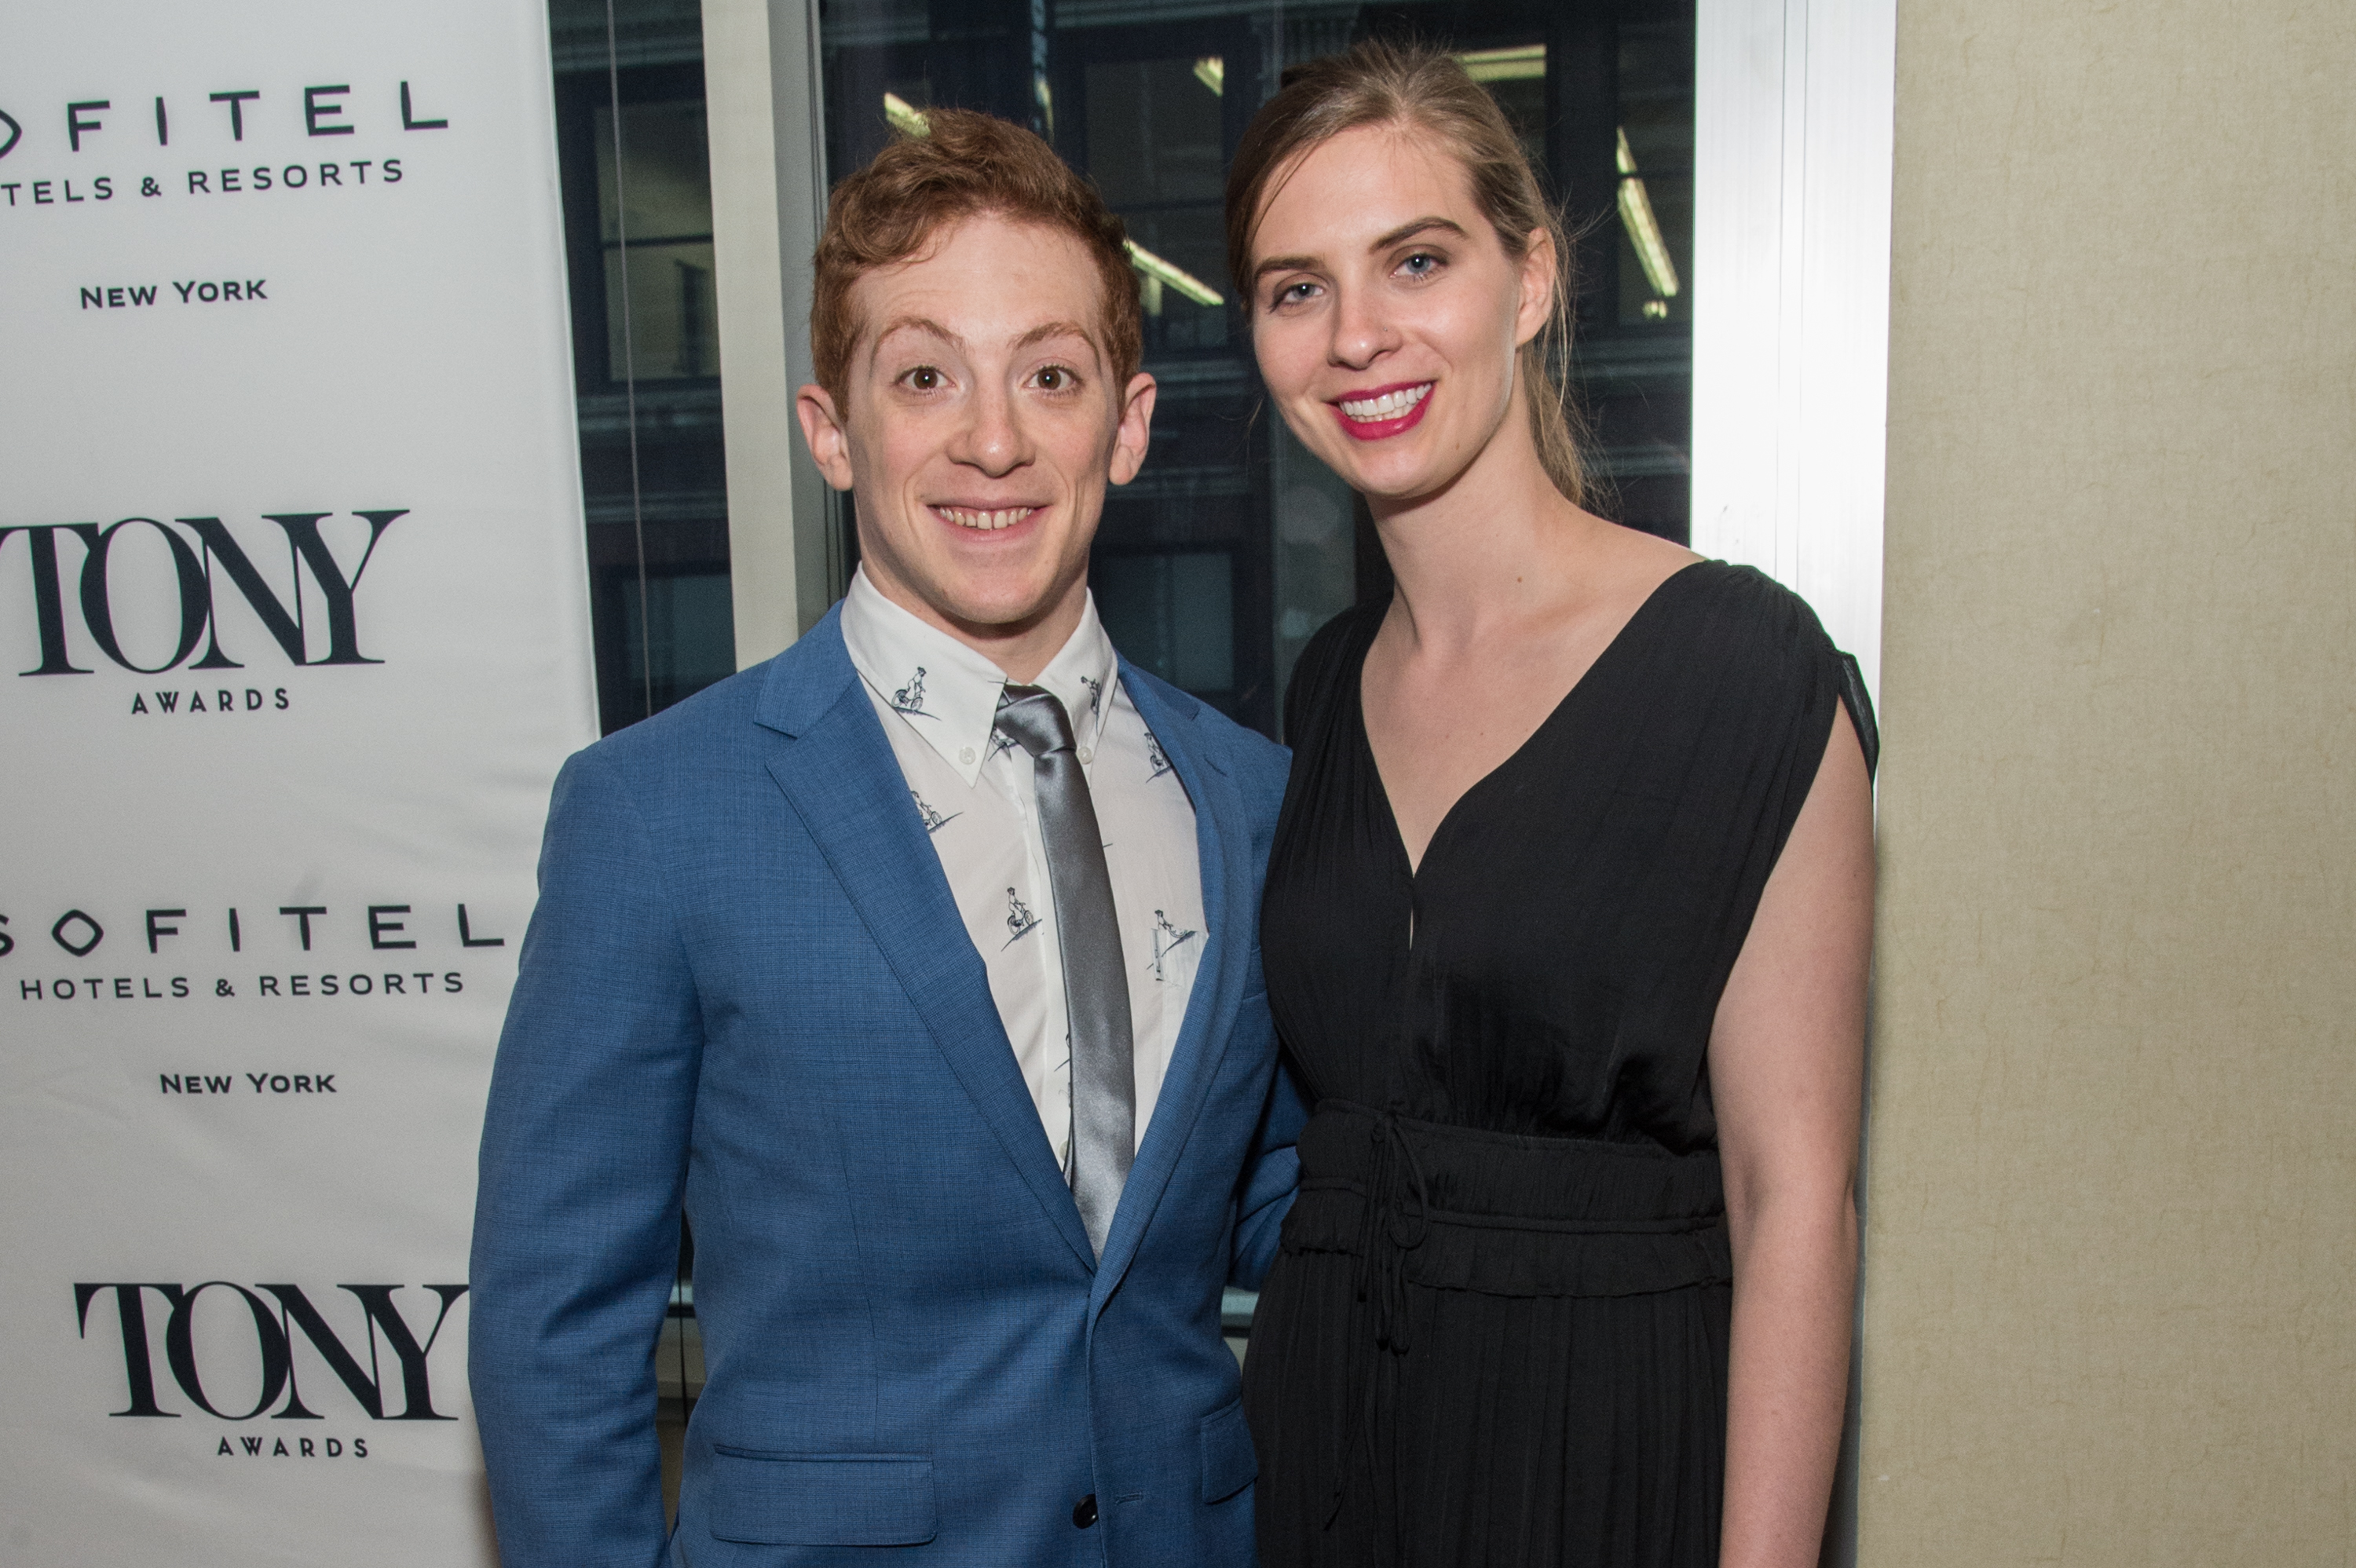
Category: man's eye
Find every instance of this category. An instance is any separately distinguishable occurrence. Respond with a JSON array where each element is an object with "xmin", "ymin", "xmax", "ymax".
[{"xmin": 1036, "ymin": 366, "xmax": 1071, "ymax": 391}]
